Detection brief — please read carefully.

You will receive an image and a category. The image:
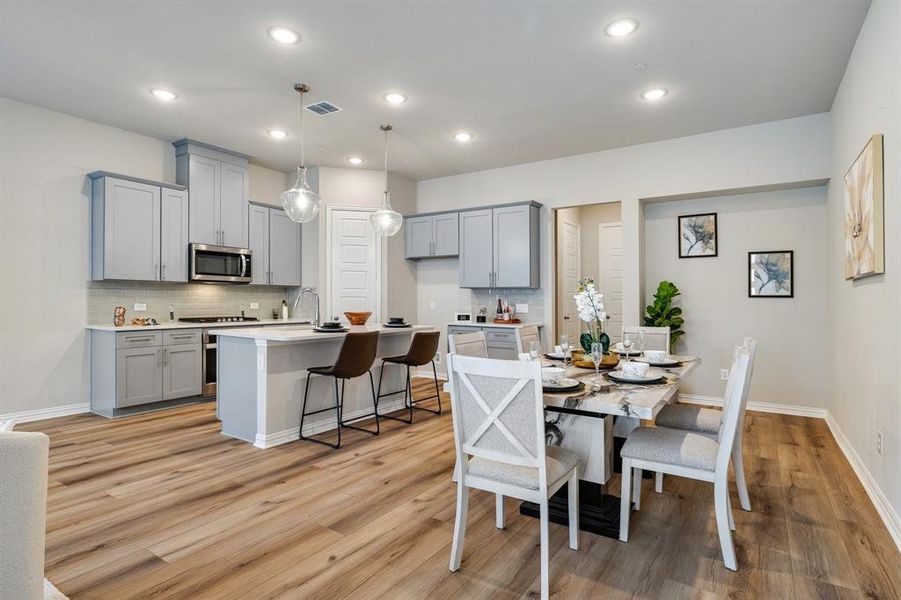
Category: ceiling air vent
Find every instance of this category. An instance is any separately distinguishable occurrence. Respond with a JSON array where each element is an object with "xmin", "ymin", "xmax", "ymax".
[{"xmin": 305, "ymin": 101, "xmax": 342, "ymax": 116}]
